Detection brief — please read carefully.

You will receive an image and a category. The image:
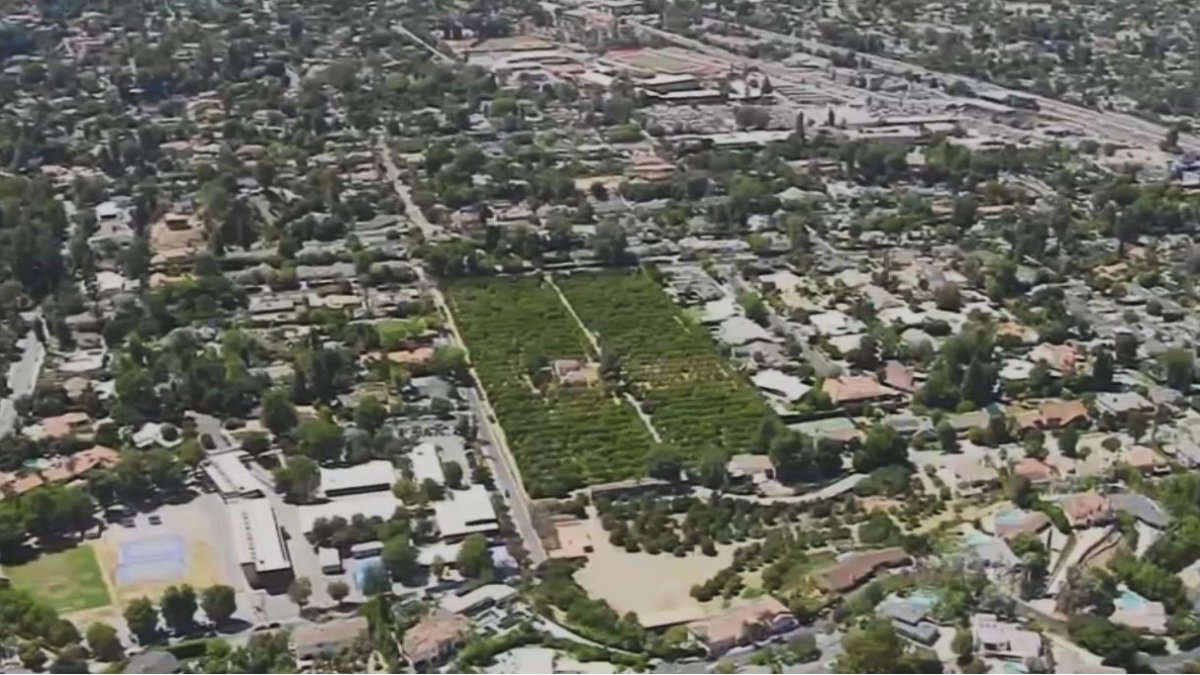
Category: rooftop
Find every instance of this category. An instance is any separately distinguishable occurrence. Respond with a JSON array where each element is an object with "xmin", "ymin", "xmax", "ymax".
[
  {"xmin": 433, "ymin": 484, "xmax": 499, "ymax": 539},
  {"xmin": 319, "ymin": 460, "xmax": 396, "ymax": 496},
  {"xmin": 402, "ymin": 610, "xmax": 471, "ymax": 664},
  {"xmin": 229, "ymin": 499, "xmax": 291, "ymax": 573}
]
